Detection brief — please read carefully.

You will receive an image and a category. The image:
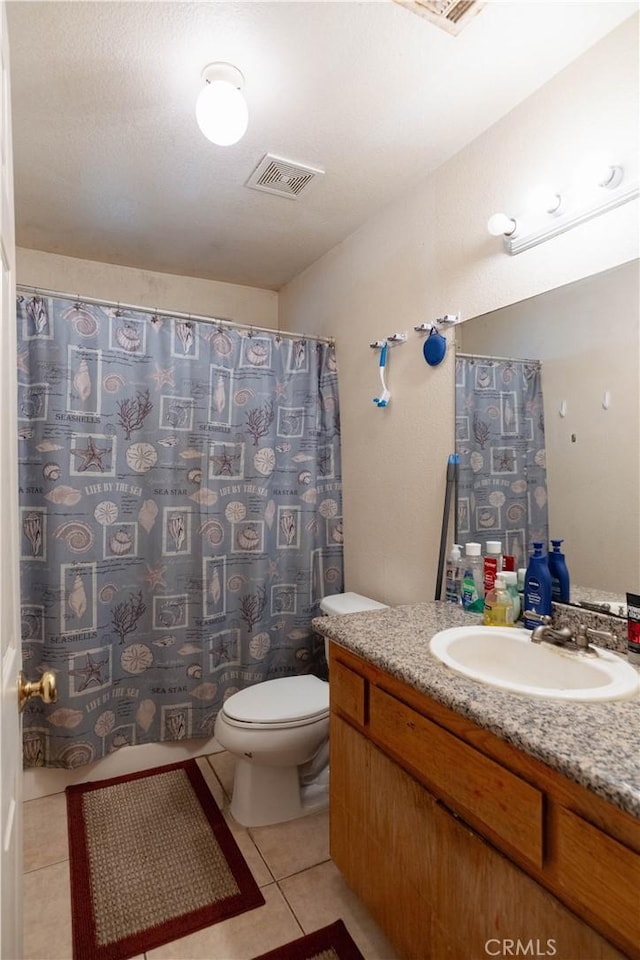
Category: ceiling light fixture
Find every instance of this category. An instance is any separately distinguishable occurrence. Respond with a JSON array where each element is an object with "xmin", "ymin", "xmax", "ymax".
[{"xmin": 196, "ymin": 62, "xmax": 248, "ymax": 147}]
